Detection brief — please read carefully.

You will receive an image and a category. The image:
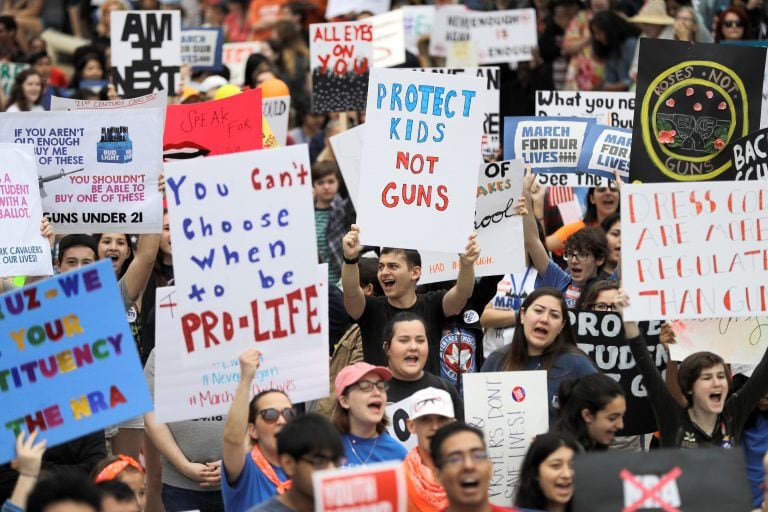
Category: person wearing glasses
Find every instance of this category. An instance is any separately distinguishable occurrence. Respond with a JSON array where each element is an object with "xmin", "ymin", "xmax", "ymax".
[
  {"xmin": 222, "ymin": 349, "xmax": 296, "ymax": 511},
  {"xmin": 575, "ymin": 280, "xmax": 619, "ymax": 312},
  {"xmin": 331, "ymin": 362, "xmax": 408, "ymax": 467},
  {"xmin": 248, "ymin": 414, "xmax": 343, "ymax": 512},
  {"xmin": 429, "ymin": 422, "xmax": 521, "ymax": 512}
]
